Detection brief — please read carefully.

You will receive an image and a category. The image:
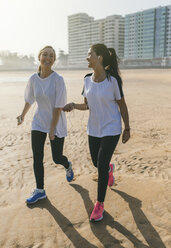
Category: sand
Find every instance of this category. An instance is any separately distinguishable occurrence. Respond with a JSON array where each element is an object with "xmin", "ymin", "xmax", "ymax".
[{"xmin": 0, "ymin": 69, "xmax": 170, "ymax": 248}]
